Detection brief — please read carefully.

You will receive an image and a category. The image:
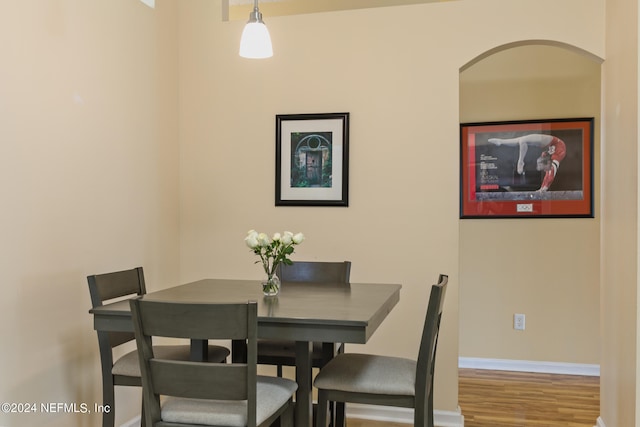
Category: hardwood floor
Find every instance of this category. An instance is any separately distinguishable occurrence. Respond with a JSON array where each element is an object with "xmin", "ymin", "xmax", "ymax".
[
  {"xmin": 459, "ymin": 369, "xmax": 600, "ymax": 427},
  {"xmin": 347, "ymin": 369, "xmax": 600, "ymax": 427}
]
